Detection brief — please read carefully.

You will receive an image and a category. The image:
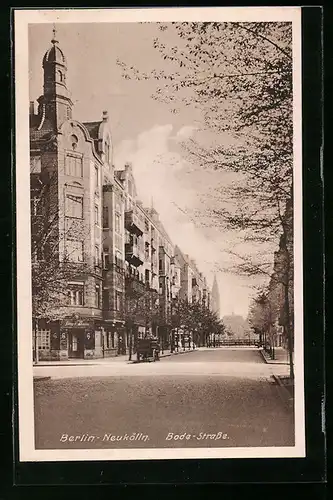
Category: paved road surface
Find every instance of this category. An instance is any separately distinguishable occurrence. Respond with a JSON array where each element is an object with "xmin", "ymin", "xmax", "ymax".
[{"xmin": 34, "ymin": 348, "xmax": 294, "ymax": 449}]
